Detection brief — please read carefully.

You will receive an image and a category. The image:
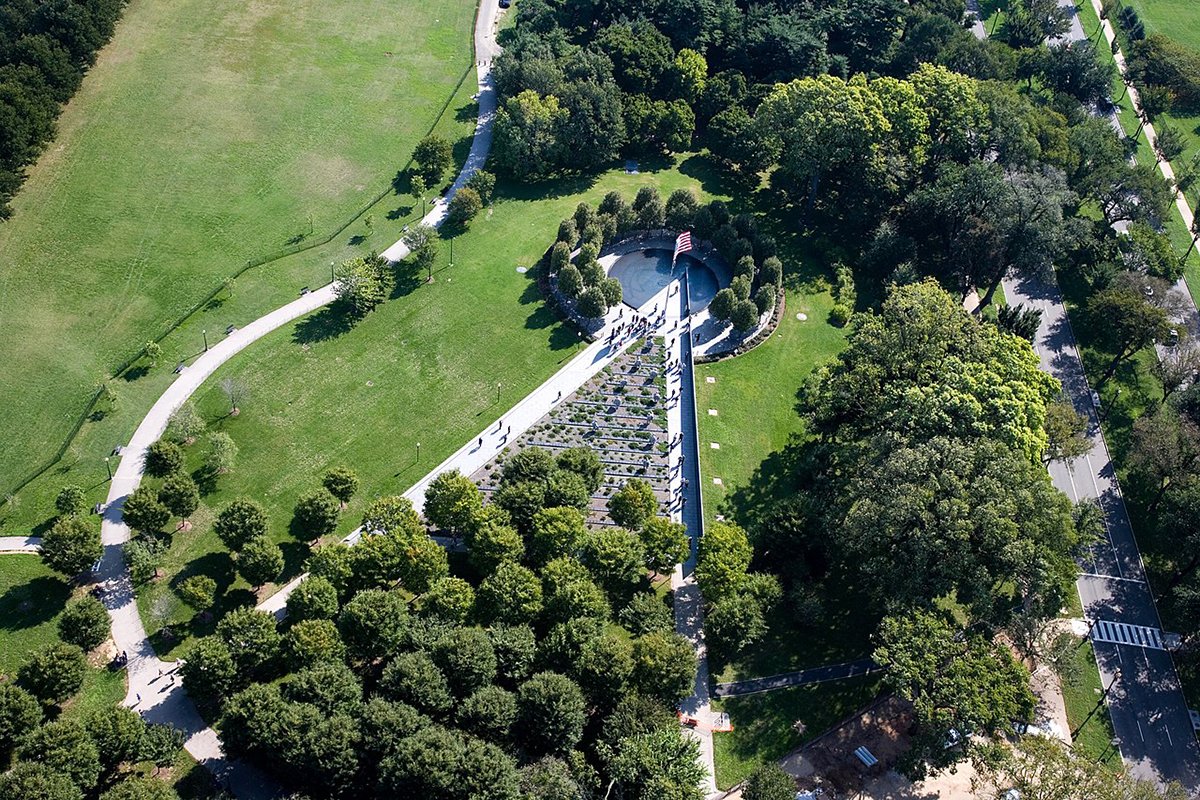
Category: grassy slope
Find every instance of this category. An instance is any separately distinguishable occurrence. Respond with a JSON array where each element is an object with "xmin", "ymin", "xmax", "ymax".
[
  {"xmin": 0, "ymin": 0, "xmax": 478, "ymax": 495},
  {"xmin": 136, "ymin": 156, "xmax": 735, "ymax": 655},
  {"xmin": 1061, "ymin": 638, "xmax": 1121, "ymax": 766}
]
